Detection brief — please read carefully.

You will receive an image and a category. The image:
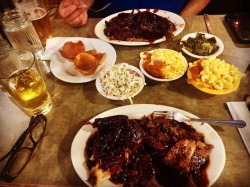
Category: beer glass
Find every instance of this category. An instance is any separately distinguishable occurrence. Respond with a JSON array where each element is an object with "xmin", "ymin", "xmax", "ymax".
[
  {"xmin": 13, "ymin": 0, "xmax": 53, "ymax": 46},
  {"xmin": 0, "ymin": 9, "xmax": 44, "ymax": 60},
  {"xmin": 0, "ymin": 49, "xmax": 52, "ymax": 115}
]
